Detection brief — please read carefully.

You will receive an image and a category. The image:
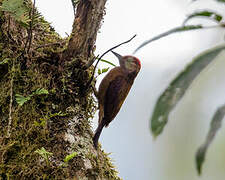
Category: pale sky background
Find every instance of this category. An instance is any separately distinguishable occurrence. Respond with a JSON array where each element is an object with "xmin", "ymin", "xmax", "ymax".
[{"xmin": 35, "ymin": 1, "xmax": 225, "ymax": 179}]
